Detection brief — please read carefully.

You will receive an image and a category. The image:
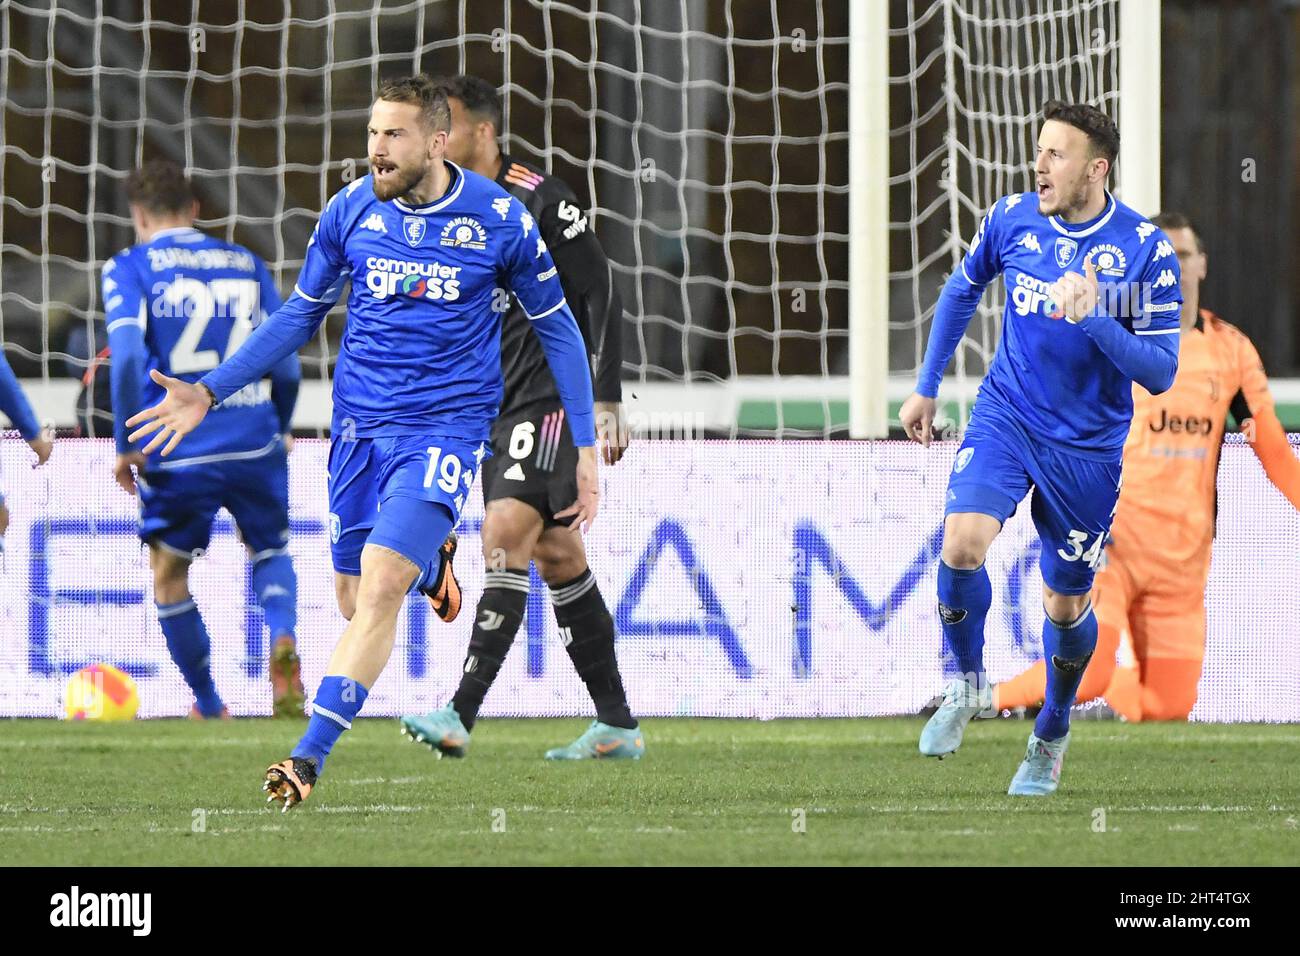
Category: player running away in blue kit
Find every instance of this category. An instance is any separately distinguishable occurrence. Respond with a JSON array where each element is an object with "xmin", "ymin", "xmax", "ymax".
[
  {"xmin": 104, "ymin": 159, "xmax": 304, "ymax": 719},
  {"xmin": 126, "ymin": 76, "xmax": 599, "ymax": 810},
  {"xmin": 899, "ymin": 102, "xmax": 1183, "ymax": 795}
]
